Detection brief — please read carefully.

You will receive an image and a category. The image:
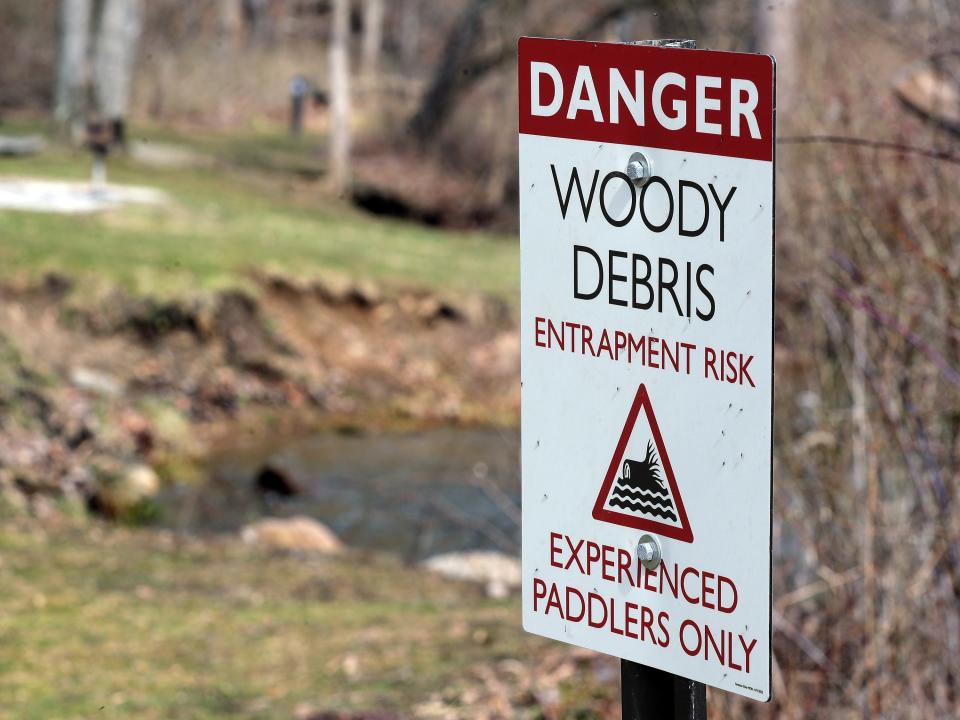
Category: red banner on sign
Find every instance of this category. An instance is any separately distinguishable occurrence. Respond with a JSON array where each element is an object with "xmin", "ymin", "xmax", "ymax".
[{"xmin": 518, "ymin": 37, "xmax": 775, "ymax": 162}]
